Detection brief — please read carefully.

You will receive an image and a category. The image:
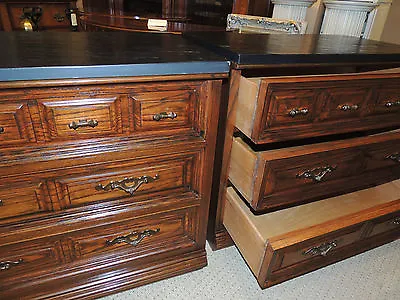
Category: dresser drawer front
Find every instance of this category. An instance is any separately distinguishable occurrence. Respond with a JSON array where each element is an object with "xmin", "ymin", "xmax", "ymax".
[
  {"xmin": 131, "ymin": 90, "xmax": 195, "ymax": 132},
  {"xmin": 0, "ymin": 181, "xmax": 49, "ymax": 220},
  {"xmin": 0, "ymin": 204, "xmax": 198, "ymax": 286},
  {"xmin": 0, "ymin": 102, "xmax": 35, "ymax": 144},
  {"xmin": 56, "ymin": 155, "xmax": 195, "ymax": 209},
  {"xmin": 223, "ymin": 185, "xmax": 400, "ymax": 289},
  {"xmin": 0, "ymin": 240, "xmax": 60, "ymax": 281},
  {"xmin": 229, "ymin": 132, "xmax": 400, "ymax": 211},
  {"xmin": 270, "ymin": 225, "xmax": 363, "ymax": 273},
  {"xmin": 0, "ymin": 149, "xmax": 200, "ymax": 219},
  {"xmin": 371, "ymin": 85, "xmax": 400, "ymax": 116},
  {"xmin": 38, "ymin": 96, "xmax": 123, "ymax": 140},
  {"xmin": 237, "ymin": 74, "xmax": 400, "ymax": 143}
]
